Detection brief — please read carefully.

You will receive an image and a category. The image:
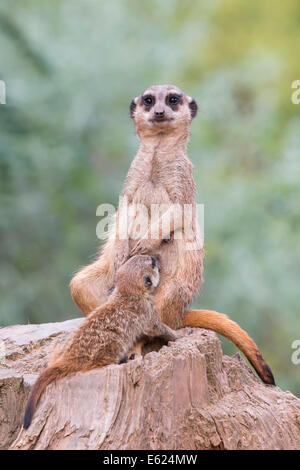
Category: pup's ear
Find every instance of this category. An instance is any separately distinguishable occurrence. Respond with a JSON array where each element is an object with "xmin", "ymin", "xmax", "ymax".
[
  {"xmin": 130, "ymin": 97, "xmax": 138, "ymax": 119},
  {"xmin": 188, "ymin": 98, "xmax": 198, "ymax": 119}
]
